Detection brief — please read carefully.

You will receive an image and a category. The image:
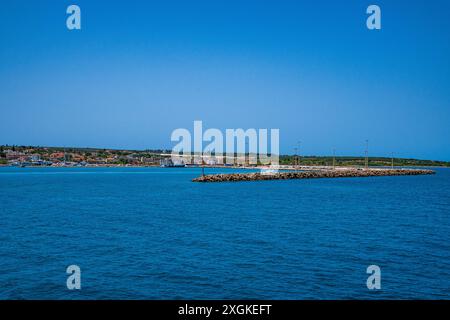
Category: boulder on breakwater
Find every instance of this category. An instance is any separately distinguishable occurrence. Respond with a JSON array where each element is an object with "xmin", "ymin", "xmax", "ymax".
[{"xmin": 192, "ymin": 168, "xmax": 435, "ymax": 182}]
